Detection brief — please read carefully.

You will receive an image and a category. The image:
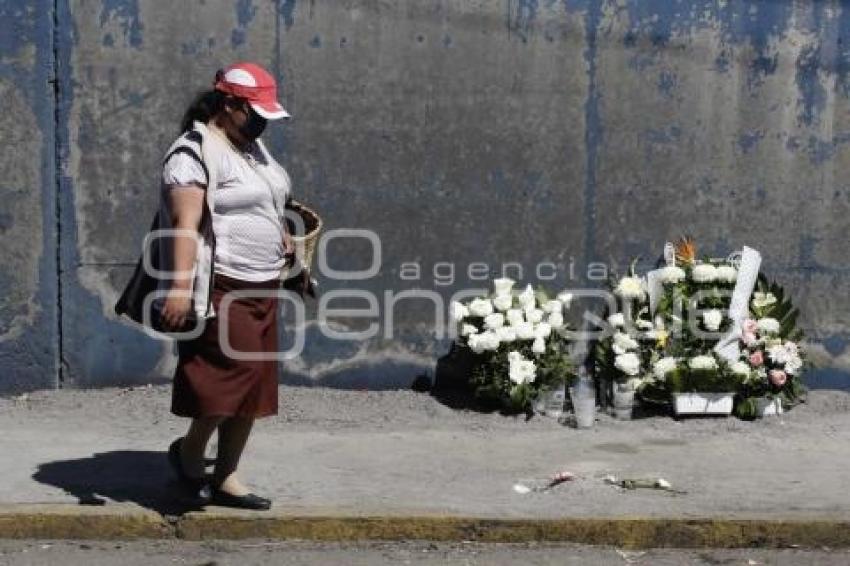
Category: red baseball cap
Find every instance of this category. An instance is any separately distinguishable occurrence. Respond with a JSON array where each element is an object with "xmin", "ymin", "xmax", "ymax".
[{"xmin": 213, "ymin": 62, "xmax": 290, "ymax": 120}]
